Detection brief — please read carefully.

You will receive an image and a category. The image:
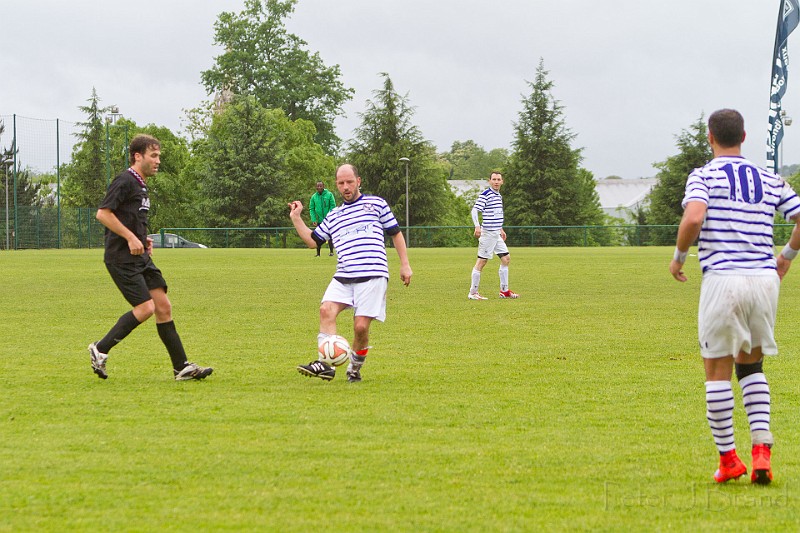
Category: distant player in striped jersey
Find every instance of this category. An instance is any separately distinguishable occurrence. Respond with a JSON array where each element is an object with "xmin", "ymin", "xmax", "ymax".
[
  {"xmin": 468, "ymin": 171, "xmax": 519, "ymax": 300},
  {"xmin": 288, "ymin": 164, "xmax": 413, "ymax": 382},
  {"xmin": 670, "ymin": 108, "xmax": 800, "ymax": 485}
]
